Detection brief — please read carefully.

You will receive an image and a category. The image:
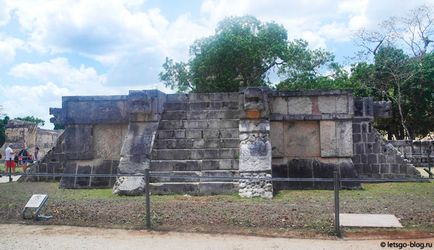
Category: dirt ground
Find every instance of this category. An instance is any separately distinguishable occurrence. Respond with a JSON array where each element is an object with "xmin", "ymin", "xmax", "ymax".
[
  {"xmin": 0, "ymin": 224, "xmax": 433, "ymax": 250},
  {"xmin": 0, "ymin": 182, "xmax": 433, "ymax": 239}
]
